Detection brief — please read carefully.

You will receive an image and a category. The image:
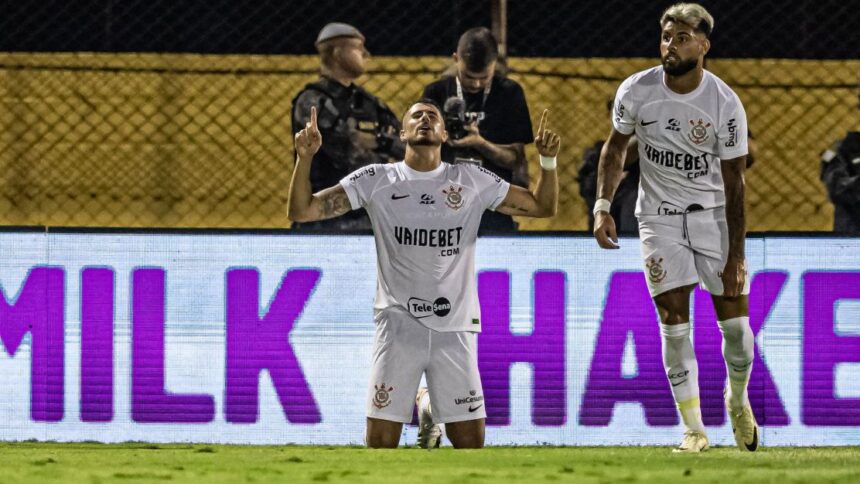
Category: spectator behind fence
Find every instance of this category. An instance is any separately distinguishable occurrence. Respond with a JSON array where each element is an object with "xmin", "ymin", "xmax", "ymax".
[
  {"xmin": 578, "ymin": 99, "xmax": 640, "ymax": 234},
  {"xmin": 290, "ymin": 22, "xmax": 405, "ymax": 232},
  {"xmin": 820, "ymin": 85, "xmax": 860, "ymax": 234},
  {"xmin": 422, "ymin": 27, "xmax": 534, "ymax": 234}
]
